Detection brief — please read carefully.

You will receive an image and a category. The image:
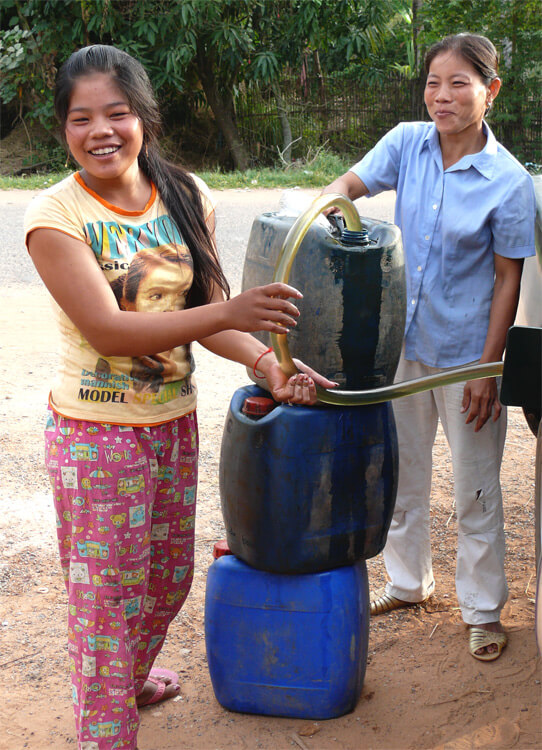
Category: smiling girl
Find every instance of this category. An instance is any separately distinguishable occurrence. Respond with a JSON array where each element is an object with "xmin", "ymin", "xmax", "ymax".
[
  {"xmin": 323, "ymin": 33, "xmax": 536, "ymax": 662},
  {"xmin": 24, "ymin": 45, "xmax": 333, "ymax": 750}
]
